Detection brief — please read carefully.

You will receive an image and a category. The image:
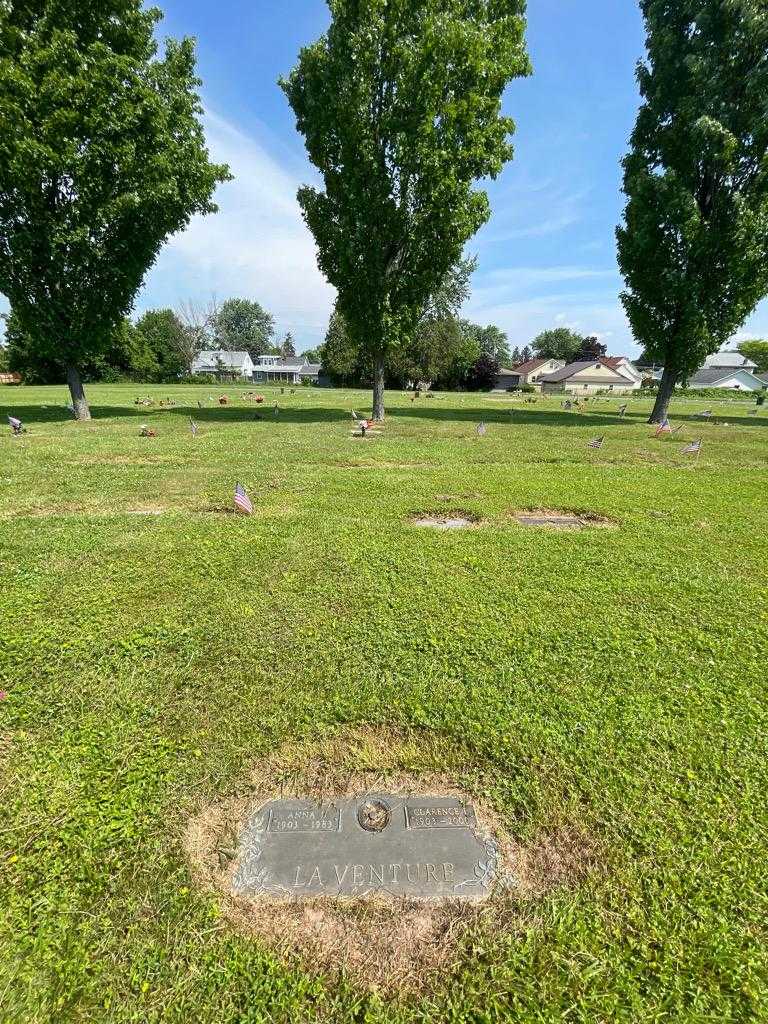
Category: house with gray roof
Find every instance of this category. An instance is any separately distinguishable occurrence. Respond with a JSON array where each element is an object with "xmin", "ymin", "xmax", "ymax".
[
  {"xmin": 251, "ymin": 354, "xmax": 322, "ymax": 385},
  {"xmin": 702, "ymin": 350, "xmax": 758, "ymax": 371},
  {"xmin": 687, "ymin": 366, "xmax": 766, "ymax": 392},
  {"xmin": 540, "ymin": 360, "xmax": 638, "ymax": 395}
]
